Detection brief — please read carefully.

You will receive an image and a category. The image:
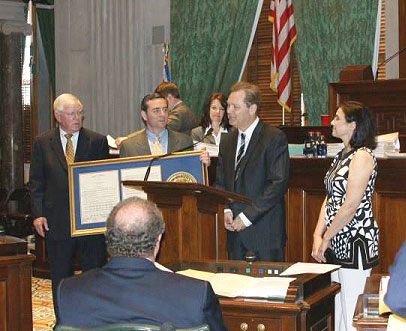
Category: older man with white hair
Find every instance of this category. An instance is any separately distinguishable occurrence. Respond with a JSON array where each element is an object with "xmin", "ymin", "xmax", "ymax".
[{"xmin": 30, "ymin": 93, "xmax": 109, "ymax": 321}]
